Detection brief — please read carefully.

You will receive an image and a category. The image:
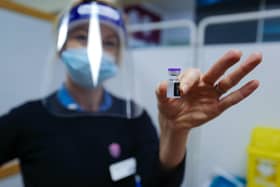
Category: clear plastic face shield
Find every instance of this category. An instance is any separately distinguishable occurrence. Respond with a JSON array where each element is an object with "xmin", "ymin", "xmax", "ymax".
[{"xmin": 41, "ymin": 0, "xmax": 143, "ymax": 118}]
